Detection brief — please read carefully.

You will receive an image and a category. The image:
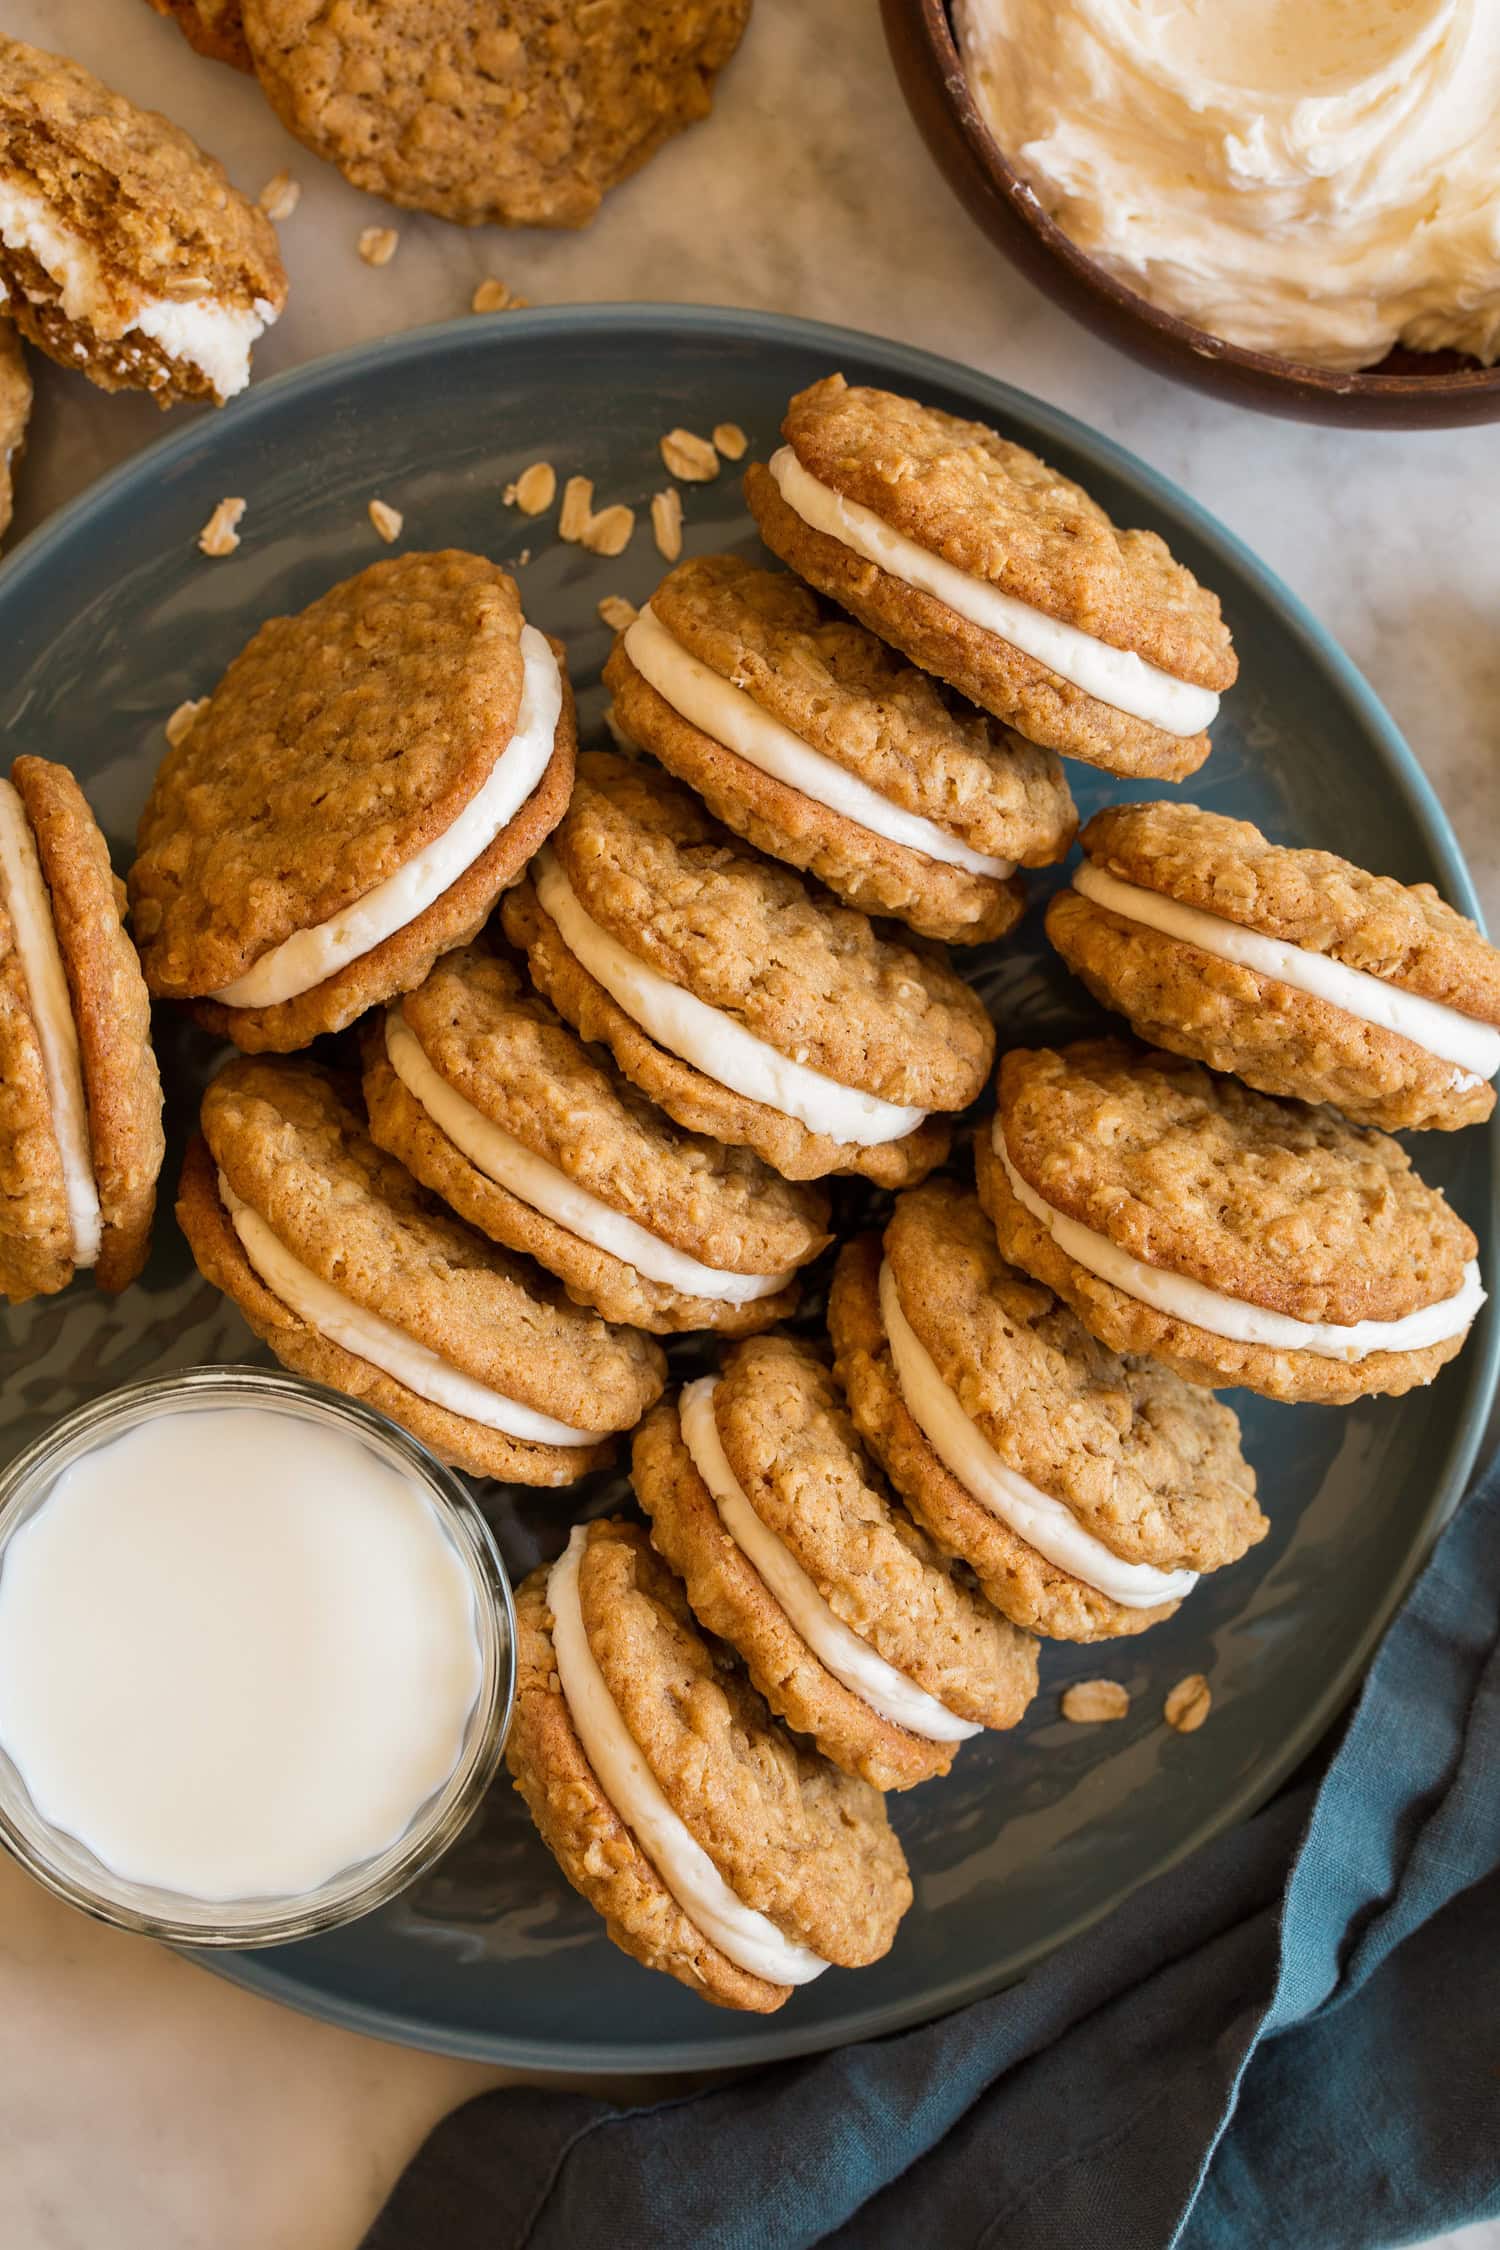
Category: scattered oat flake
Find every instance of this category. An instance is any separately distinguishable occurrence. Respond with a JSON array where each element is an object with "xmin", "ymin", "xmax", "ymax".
[
  {"xmin": 165, "ymin": 696, "xmax": 208, "ymax": 747},
  {"xmin": 659, "ymin": 426, "xmax": 719, "ymax": 482},
  {"xmin": 506, "ymin": 461, "xmax": 556, "ymax": 516},
  {"xmin": 258, "ymin": 171, "xmax": 300, "ymax": 221},
  {"xmin": 558, "ymin": 475, "xmax": 595, "ymax": 543},
  {"xmin": 197, "ymin": 497, "xmax": 245, "ymax": 557},
  {"xmin": 712, "ymin": 421, "xmax": 748, "ymax": 461},
  {"xmin": 1164, "ymin": 1674, "xmax": 1212, "ymax": 1733},
  {"xmin": 472, "ymin": 278, "xmax": 528, "ymax": 313},
  {"xmin": 651, "ymin": 487, "xmax": 684, "ymax": 563},
  {"xmin": 581, "ymin": 503, "xmax": 635, "ymax": 558},
  {"xmin": 597, "ymin": 594, "xmax": 638, "ymax": 632},
  {"xmin": 1061, "ymin": 1679, "xmax": 1130, "ymax": 1725},
  {"xmin": 368, "ymin": 498, "xmax": 403, "ymax": 544},
  {"xmin": 358, "ymin": 226, "xmax": 399, "ymax": 268}
]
